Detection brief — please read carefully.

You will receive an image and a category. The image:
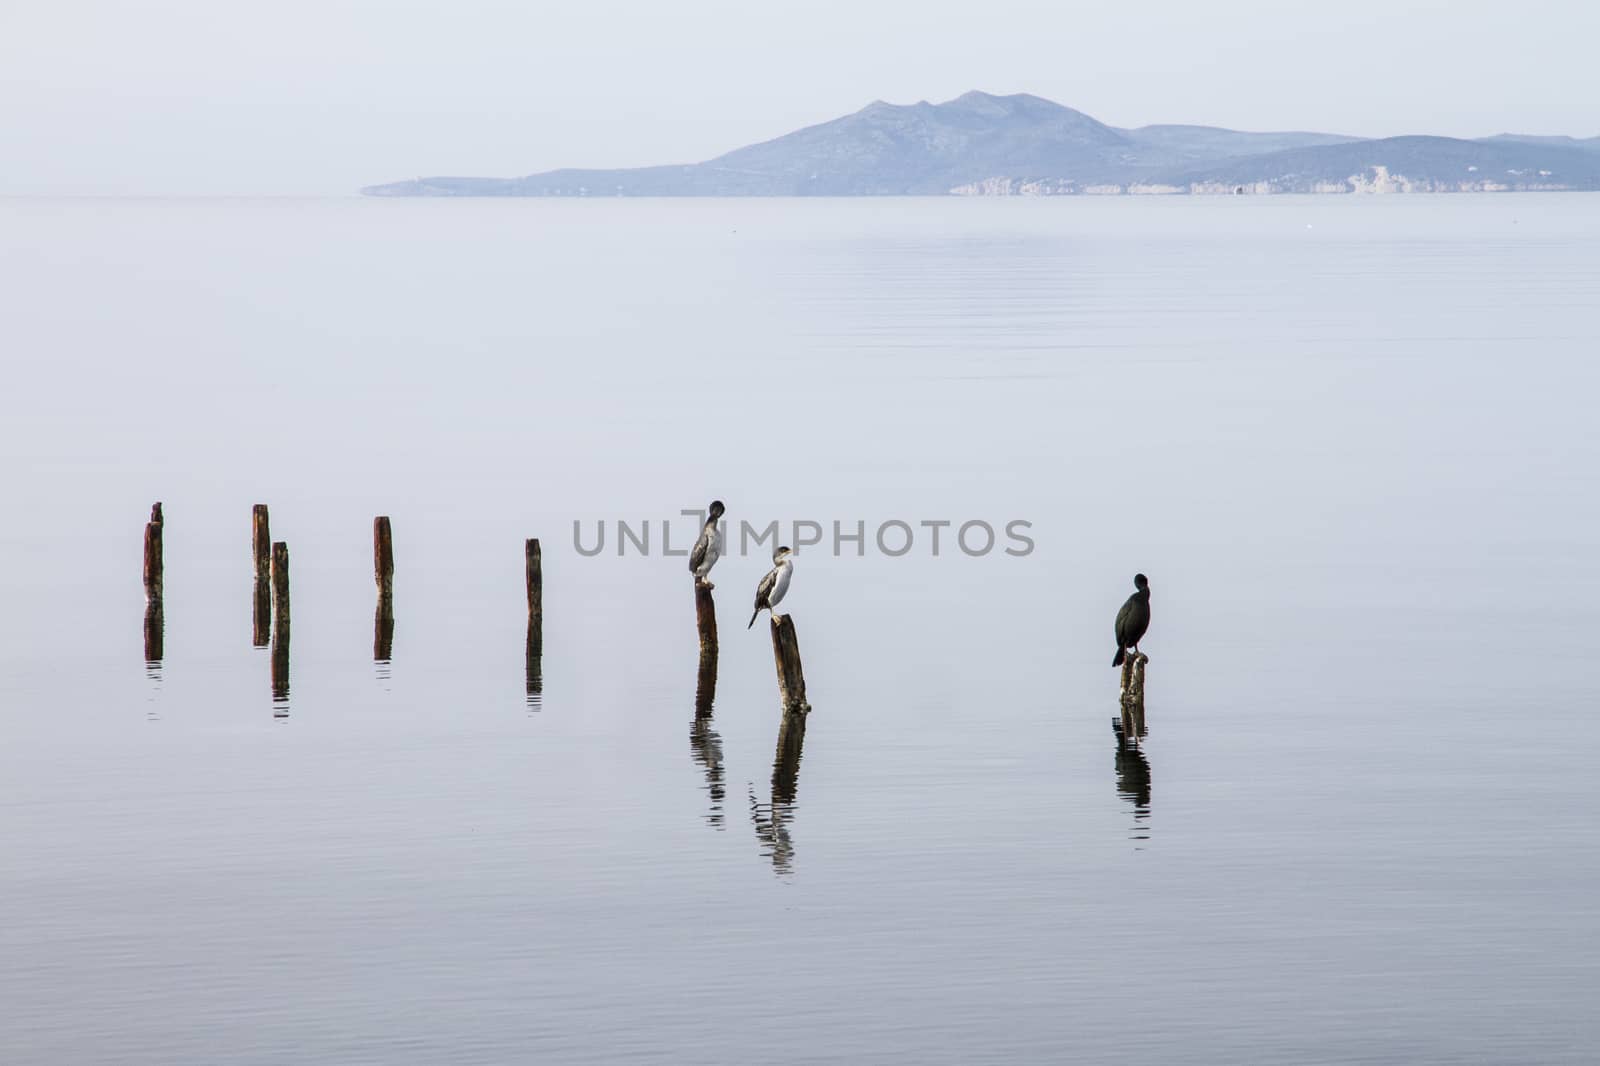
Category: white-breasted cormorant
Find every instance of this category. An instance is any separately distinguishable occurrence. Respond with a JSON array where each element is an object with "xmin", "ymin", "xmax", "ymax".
[{"xmin": 748, "ymin": 546, "xmax": 794, "ymax": 629}]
